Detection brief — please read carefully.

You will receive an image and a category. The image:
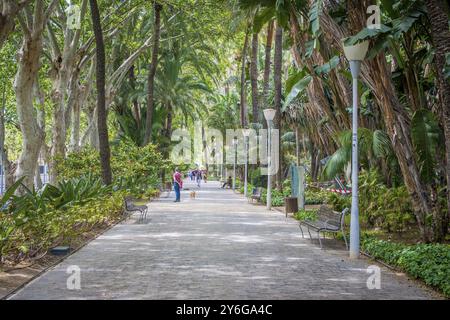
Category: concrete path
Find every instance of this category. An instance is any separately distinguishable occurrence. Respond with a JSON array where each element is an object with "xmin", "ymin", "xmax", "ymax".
[{"xmin": 10, "ymin": 180, "xmax": 435, "ymax": 299}]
